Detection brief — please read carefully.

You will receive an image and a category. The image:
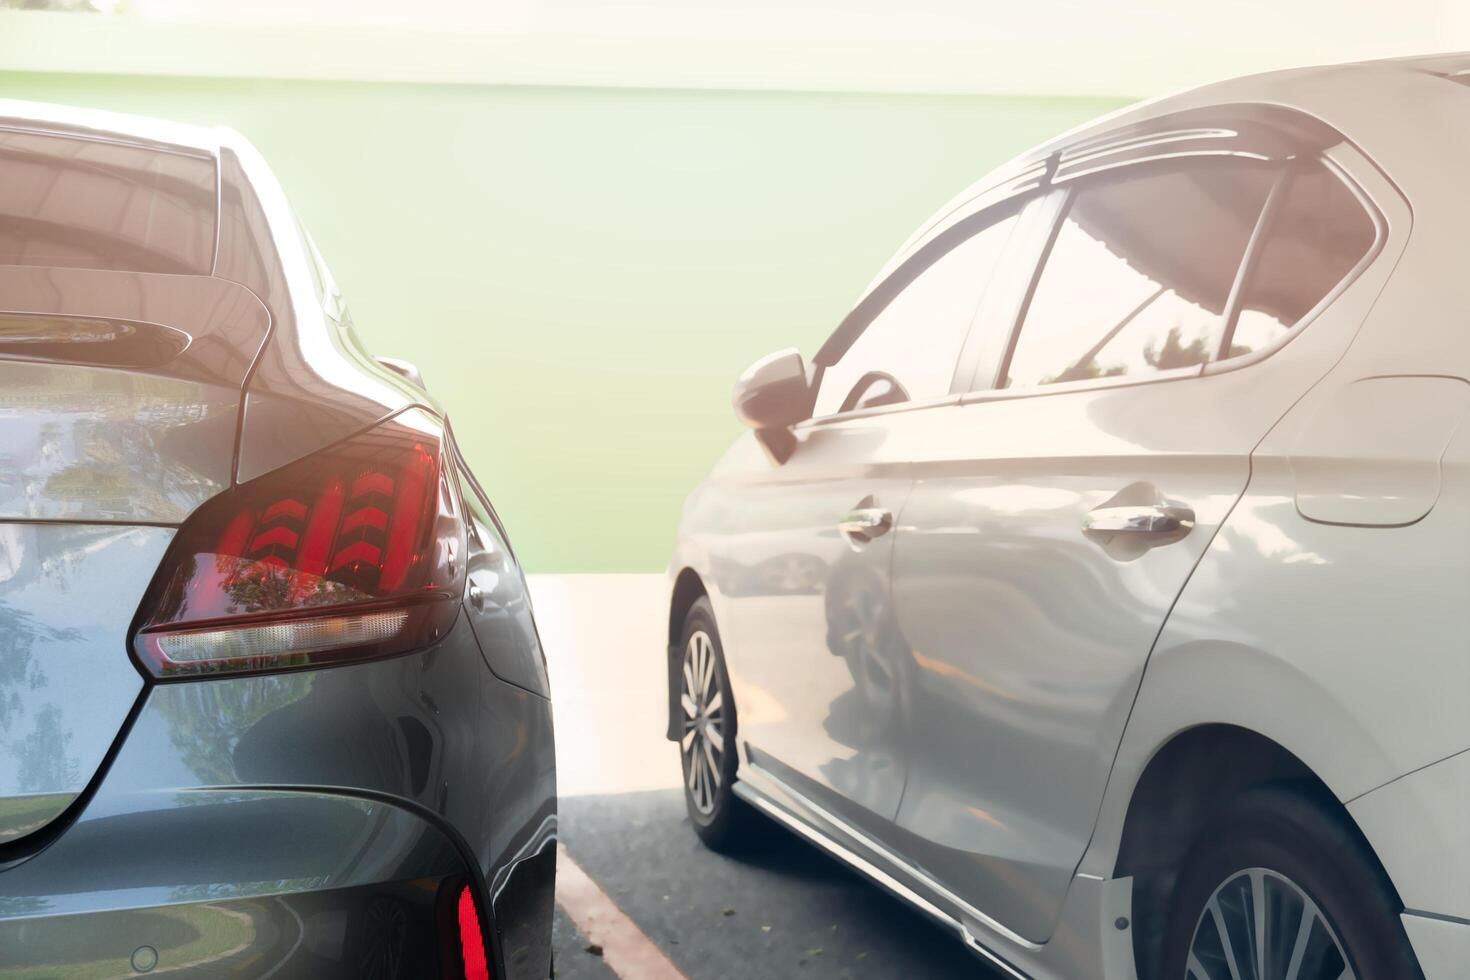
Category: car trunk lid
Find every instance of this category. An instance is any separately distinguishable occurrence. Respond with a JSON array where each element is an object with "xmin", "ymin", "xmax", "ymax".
[{"xmin": 0, "ymin": 267, "xmax": 269, "ymax": 843}]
